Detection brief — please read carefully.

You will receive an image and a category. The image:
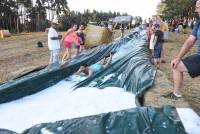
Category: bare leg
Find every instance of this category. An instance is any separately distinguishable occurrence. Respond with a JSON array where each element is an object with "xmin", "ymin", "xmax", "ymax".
[
  {"xmin": 172, "ymin": 61, "xmax": 188, "ymax": 95},
  {"xmin": 66, "ymin": 48, "xmax": 71, "ymax": 60},
  {"xmin": 173, "ymin": 69, "xmax": 183, "ymax": 95},
  {"xmin": 62, "ymin": 49, "xmax": 68, "ymax": 62},
  {"xmin": 62, "ymin": 50, "xmax": 68, "ymax": 62},
  {"xmin": 154, "ymin": 58, "xmax": 160, "ymax": 69},
  {"xmin": 75, "ymin": 48, "xmax": 79, "ymax": 56},
  {"xmin": 79, "ymin": 45, "xmax": 83, "ymax": 53},
  {"xmin": 62, "ymin": 48, "xmax": 71, "ymax": 62}
]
